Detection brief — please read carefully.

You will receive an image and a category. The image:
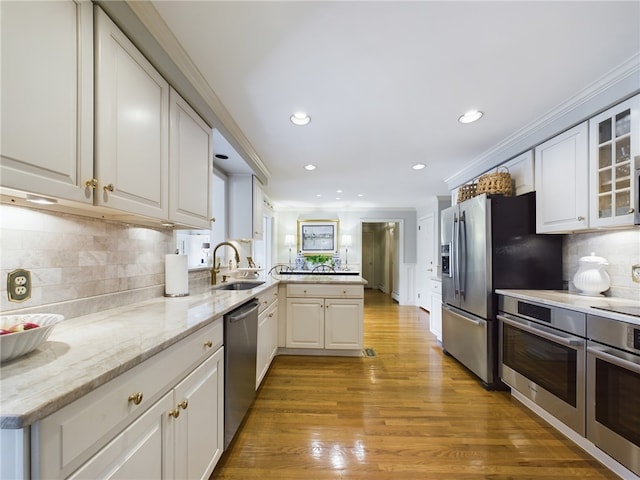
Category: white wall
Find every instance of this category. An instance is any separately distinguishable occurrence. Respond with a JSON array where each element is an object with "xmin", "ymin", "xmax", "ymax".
[{"xmin": 273, "ymin": 209, "xmax": 417, "ymax": 305}]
